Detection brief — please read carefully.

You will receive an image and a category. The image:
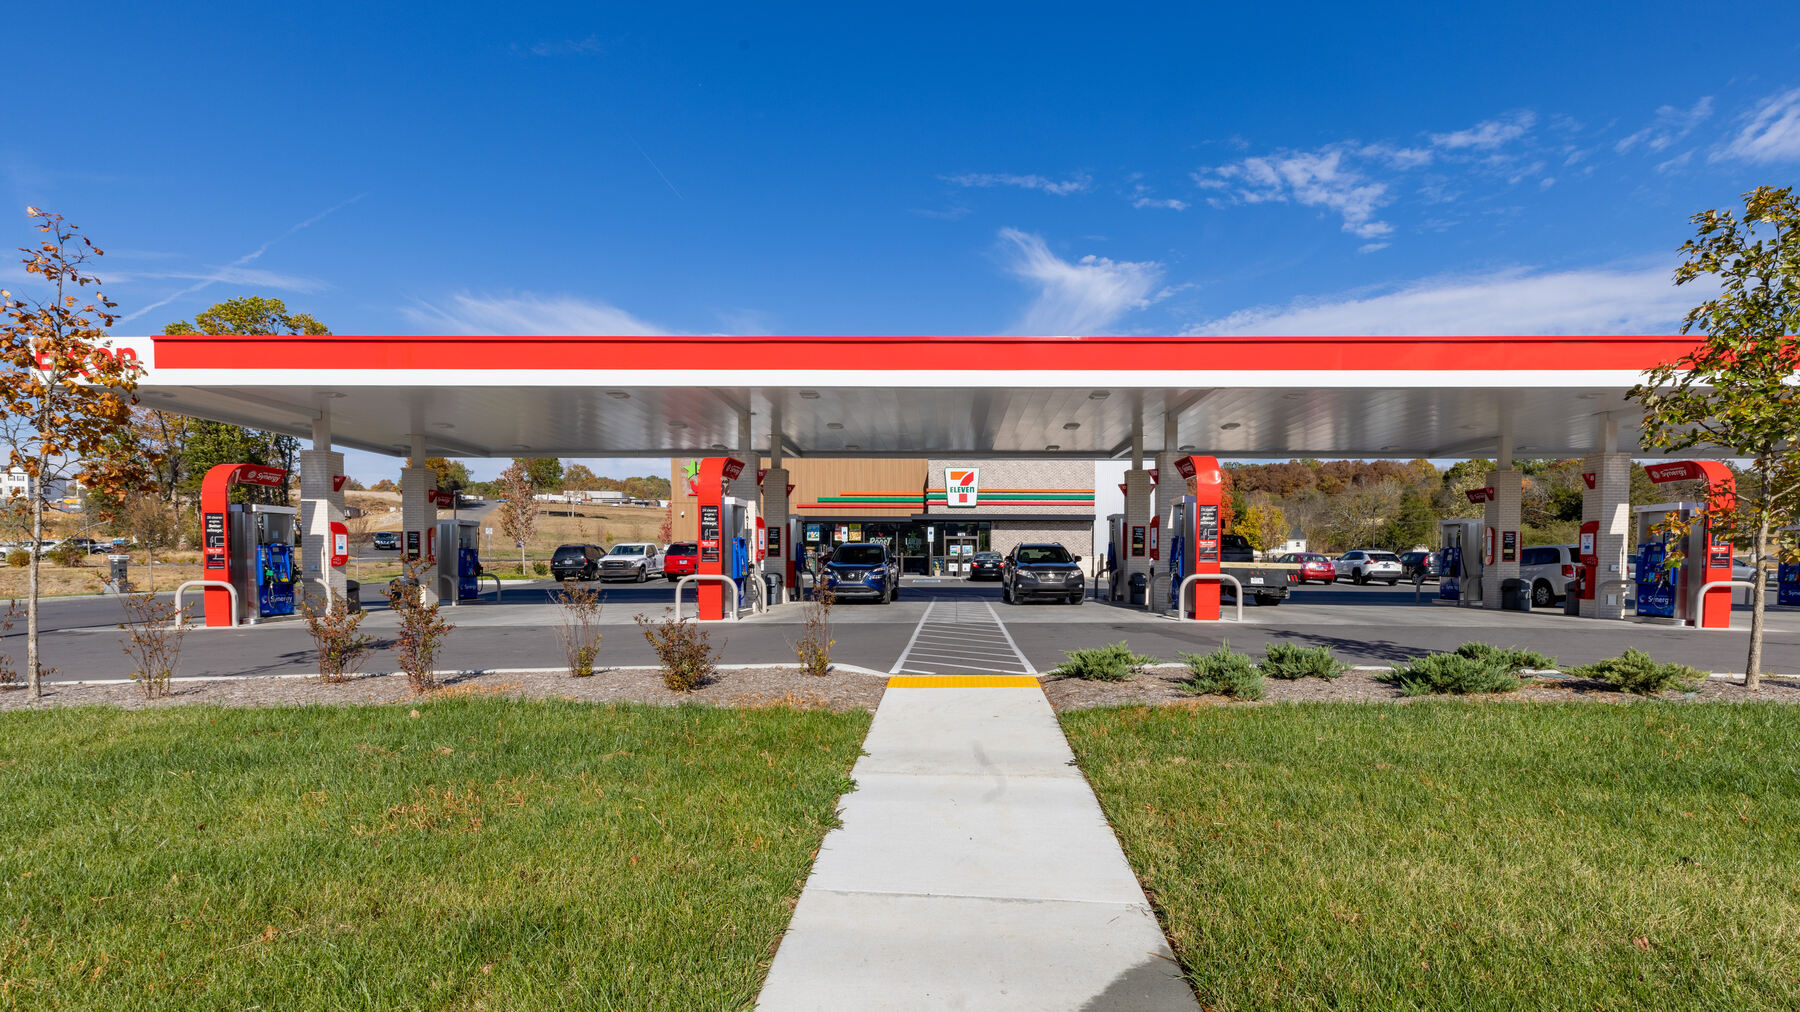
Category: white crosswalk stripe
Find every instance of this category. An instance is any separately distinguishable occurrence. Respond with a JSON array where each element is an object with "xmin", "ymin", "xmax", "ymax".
[{"xmin": 888, "ymin": 598, "xmax": 1037, "ymax": 675}]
